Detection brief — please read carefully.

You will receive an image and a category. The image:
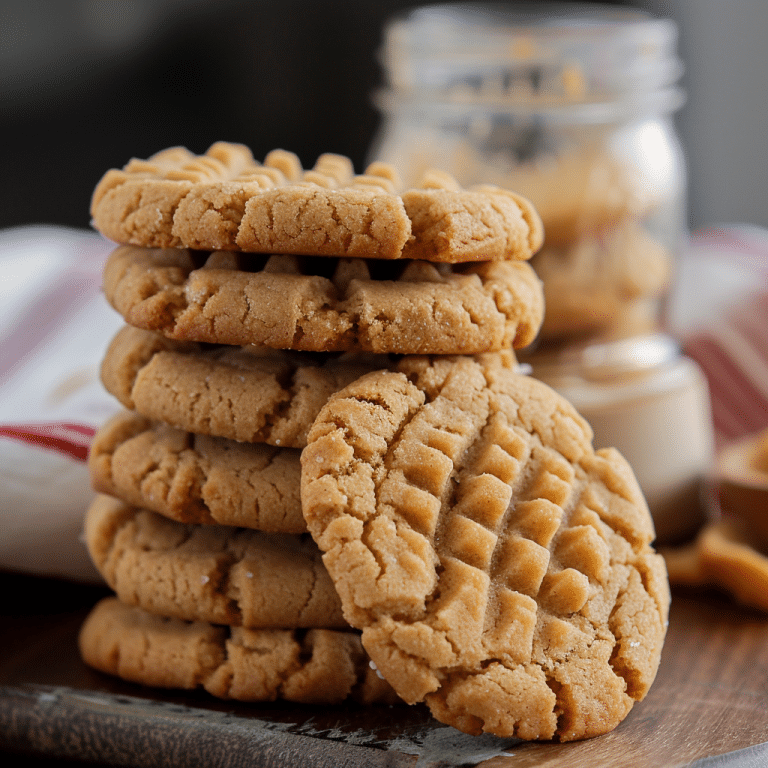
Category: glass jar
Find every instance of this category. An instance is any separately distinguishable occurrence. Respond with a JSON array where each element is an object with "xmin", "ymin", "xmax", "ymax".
[
  {"xmin": 371, "ymin": 2, "xmax": 687, "ymax": 349},
  {"xmin": 371, "ymin": 3, "xmax": 714, "ymax": 543}
]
